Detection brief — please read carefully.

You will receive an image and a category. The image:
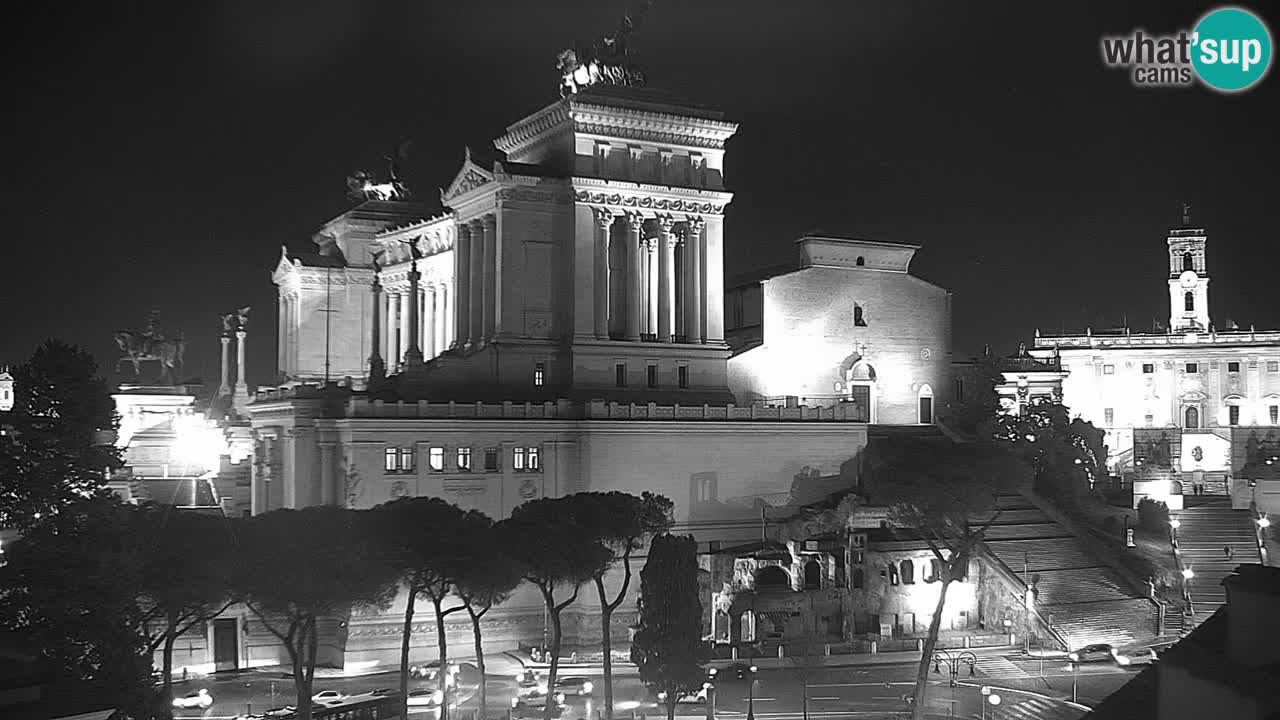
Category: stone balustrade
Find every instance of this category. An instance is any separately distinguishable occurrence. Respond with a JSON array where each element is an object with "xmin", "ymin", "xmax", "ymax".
[{"xmin": 1037, "ymin": 329, "xmax": 1280, "ymax": 349}]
